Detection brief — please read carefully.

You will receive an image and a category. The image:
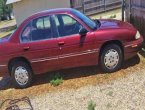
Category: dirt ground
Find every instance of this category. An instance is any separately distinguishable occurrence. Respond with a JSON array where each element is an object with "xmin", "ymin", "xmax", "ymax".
[{"xmin": 0, "ymin": 52, "xmax": 145, "ymax": 109}]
